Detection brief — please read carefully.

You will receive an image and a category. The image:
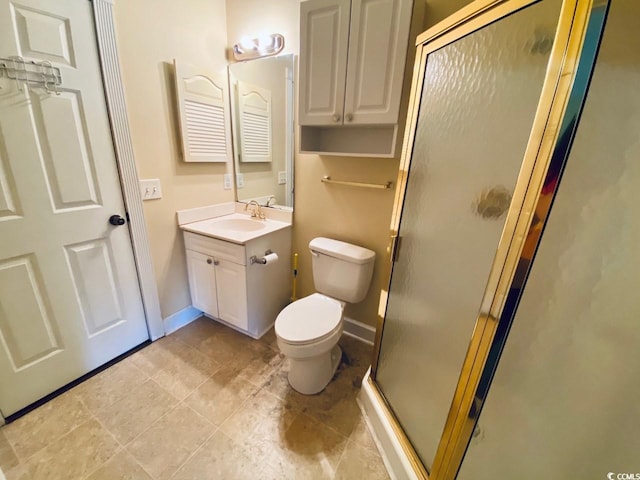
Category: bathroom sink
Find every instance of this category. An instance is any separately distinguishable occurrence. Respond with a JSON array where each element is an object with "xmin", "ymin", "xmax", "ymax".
[
  {"xmin": 180, "ymin": 213, "xmax": 291, "ymax": 244},
  {"xmin": 214, "ymin": 218, "xmax": 265, "ymax": 232}
]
